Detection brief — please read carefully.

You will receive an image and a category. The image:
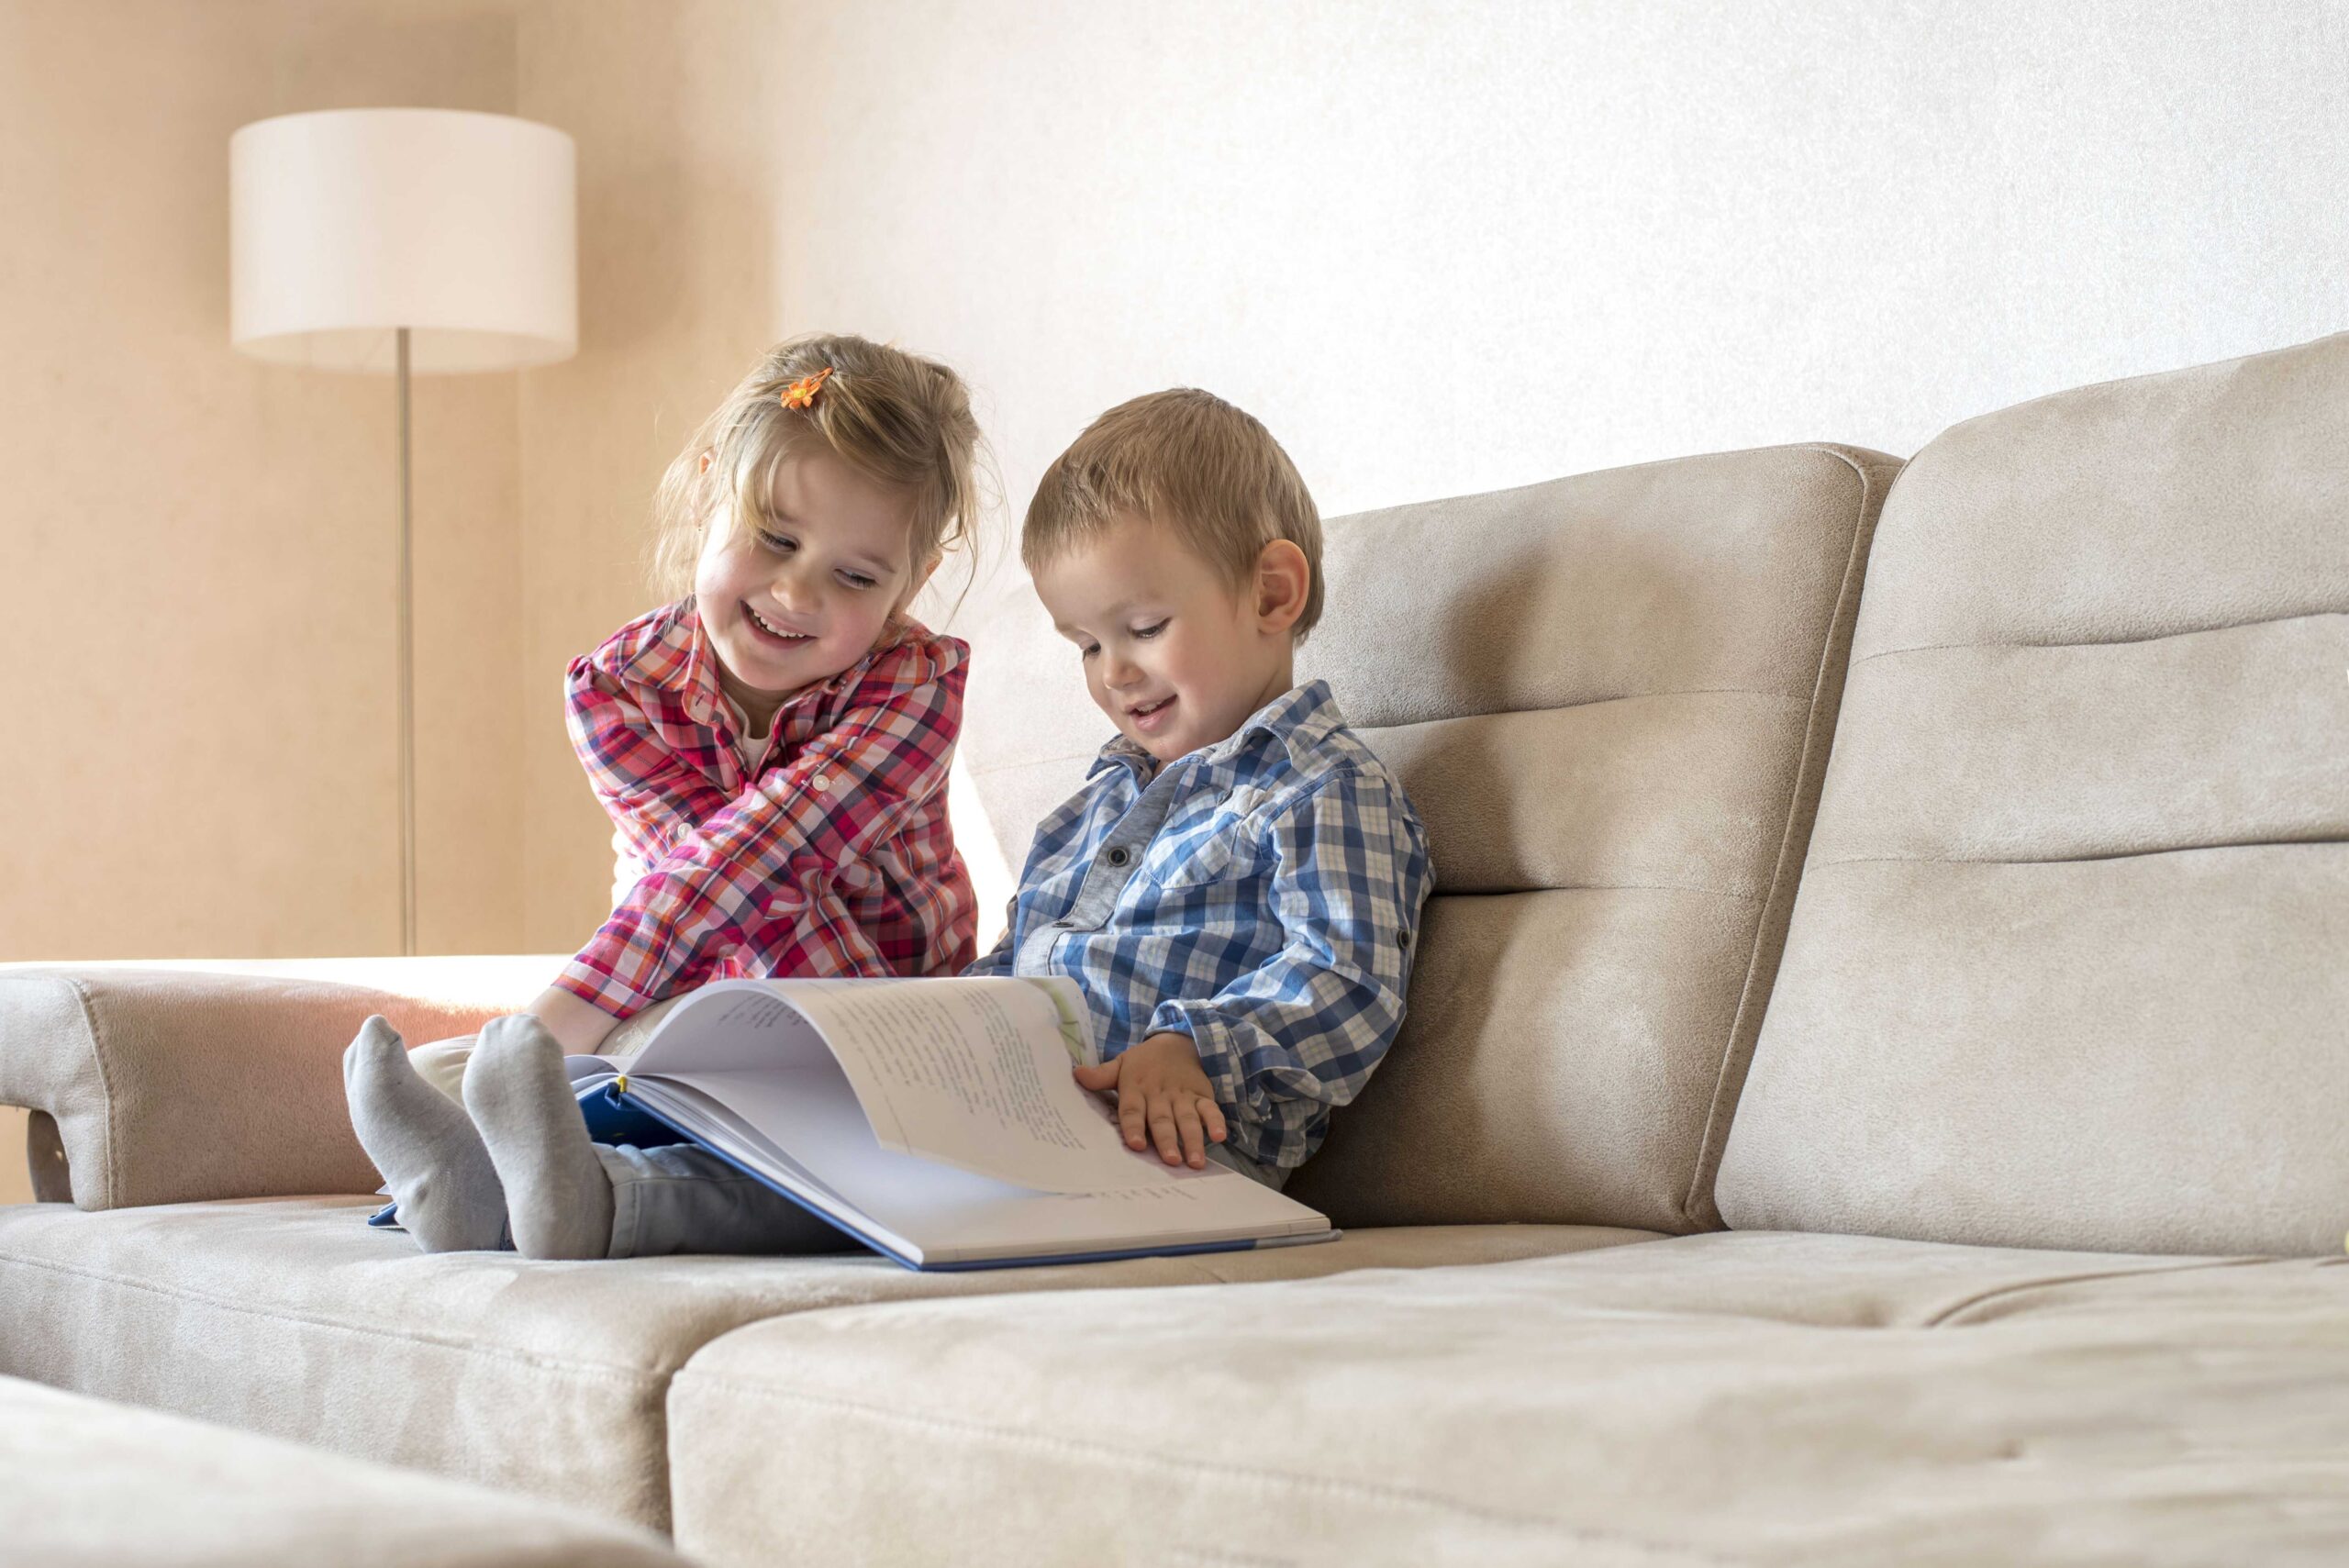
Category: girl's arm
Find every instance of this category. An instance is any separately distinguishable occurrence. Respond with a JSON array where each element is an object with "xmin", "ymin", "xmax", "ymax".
[
  {"xmin": 564, "ymin": 657, "xmax": 740, "ymax": 866},
  {"xmin": 550, "ymin": 636, "xmax": 971, "ymax": 1030},
  {"xmin": 526, "ymin": 983, "xmax": 628, "ymax": 1053}
]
